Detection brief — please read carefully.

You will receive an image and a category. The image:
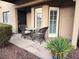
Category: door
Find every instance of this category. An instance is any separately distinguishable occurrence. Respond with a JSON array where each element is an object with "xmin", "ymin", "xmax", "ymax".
[
  {"xmin": 18, "ymin": 10, "xmax": 26, "ymax": 32},
  {"xmin": 49, "ymin": 7, "xmax": 59, "ymax": 37}
]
